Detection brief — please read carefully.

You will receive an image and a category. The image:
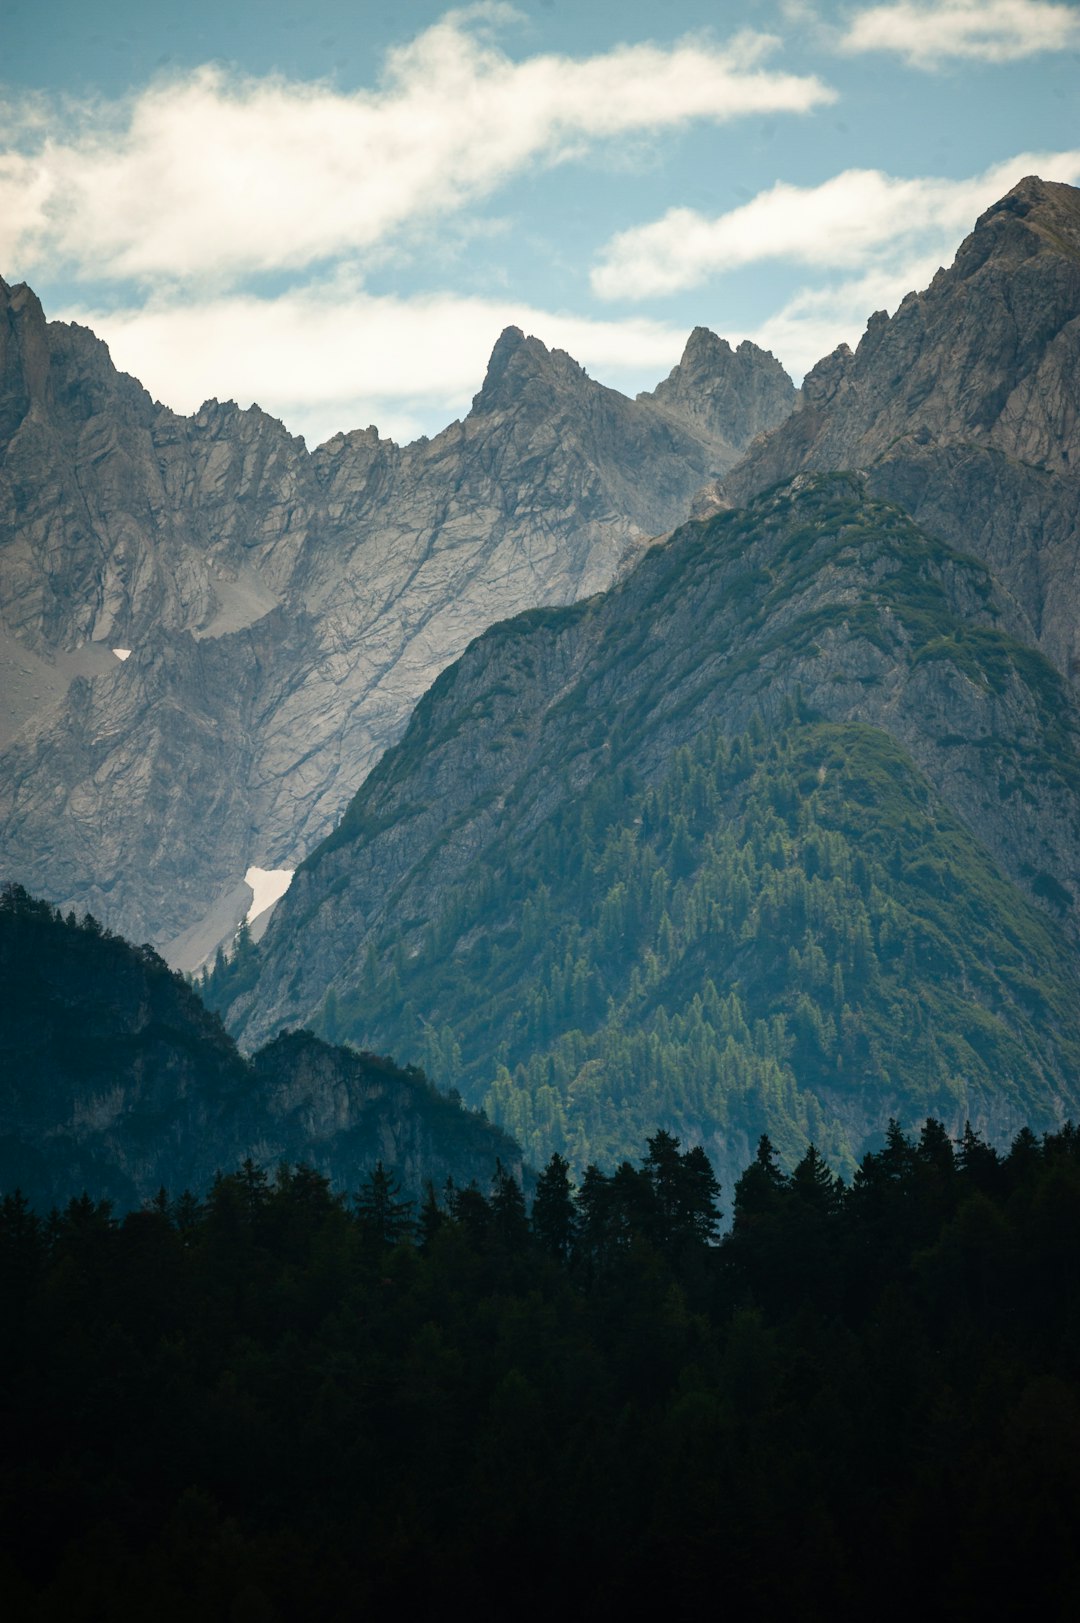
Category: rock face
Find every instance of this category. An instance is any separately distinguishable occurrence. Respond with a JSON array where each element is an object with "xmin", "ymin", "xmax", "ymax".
[
  {"xmin": 0, "ymin": 293, "xmax": 794, "ymax": 958},
  {"xmin": 222, "ymin": 474, "xmax": 1080, "ymax": 1188},
  {"xmin": 723, "ymin": 176, "xmax": 1080, "ymax": 676},
  {"xmin": 640, "ymin": 327, "xmax": 796, "ymax": 464},
  {"xmin": 0, "ymin": 885, "xmax": 521, "ymax": 1210}
]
